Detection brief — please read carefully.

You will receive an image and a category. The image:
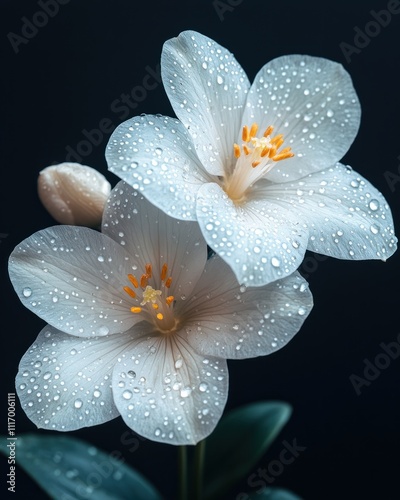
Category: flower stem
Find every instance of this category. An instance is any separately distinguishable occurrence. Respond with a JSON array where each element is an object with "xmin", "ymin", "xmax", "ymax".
[
  {"xmin": 194, "ymin": 439, "xmax": 206, "ymax": 500},
  {"xmin": 178, "ymin": 445, "xmax": 188, "ymax": 500}
]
